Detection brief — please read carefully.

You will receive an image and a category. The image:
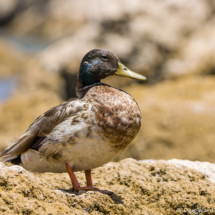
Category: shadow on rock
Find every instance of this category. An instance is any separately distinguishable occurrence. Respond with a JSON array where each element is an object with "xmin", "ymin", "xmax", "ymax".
[{"xmin": 57, "ymin": 187, "xmax": 124, "ymax": 204}]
